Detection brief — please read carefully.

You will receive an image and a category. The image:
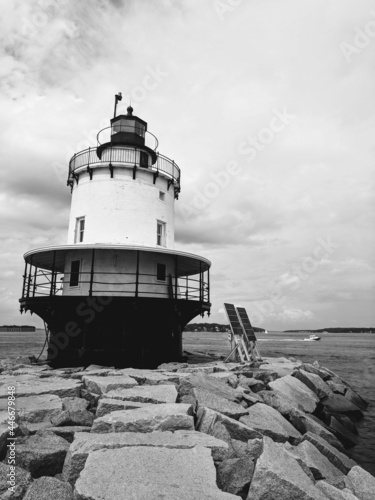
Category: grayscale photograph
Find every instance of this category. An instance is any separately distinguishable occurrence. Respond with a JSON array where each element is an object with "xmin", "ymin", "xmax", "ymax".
[{"xmin": 0, "ymin": 1, "xmax": 374, "ymax": 498}]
